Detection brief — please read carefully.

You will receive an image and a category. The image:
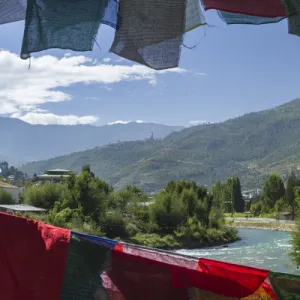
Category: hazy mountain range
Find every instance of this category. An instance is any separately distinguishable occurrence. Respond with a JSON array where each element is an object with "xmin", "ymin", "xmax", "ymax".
[{"xmin": 0, "ymin": 117, "xmax": 183, "ymax": 166}]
